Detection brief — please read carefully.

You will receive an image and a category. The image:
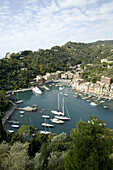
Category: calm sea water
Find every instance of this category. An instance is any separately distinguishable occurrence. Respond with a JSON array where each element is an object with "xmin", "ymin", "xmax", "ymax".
[{"xmin": 4, "ymin": 86, "xmax": 113, "ymax": 136}]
